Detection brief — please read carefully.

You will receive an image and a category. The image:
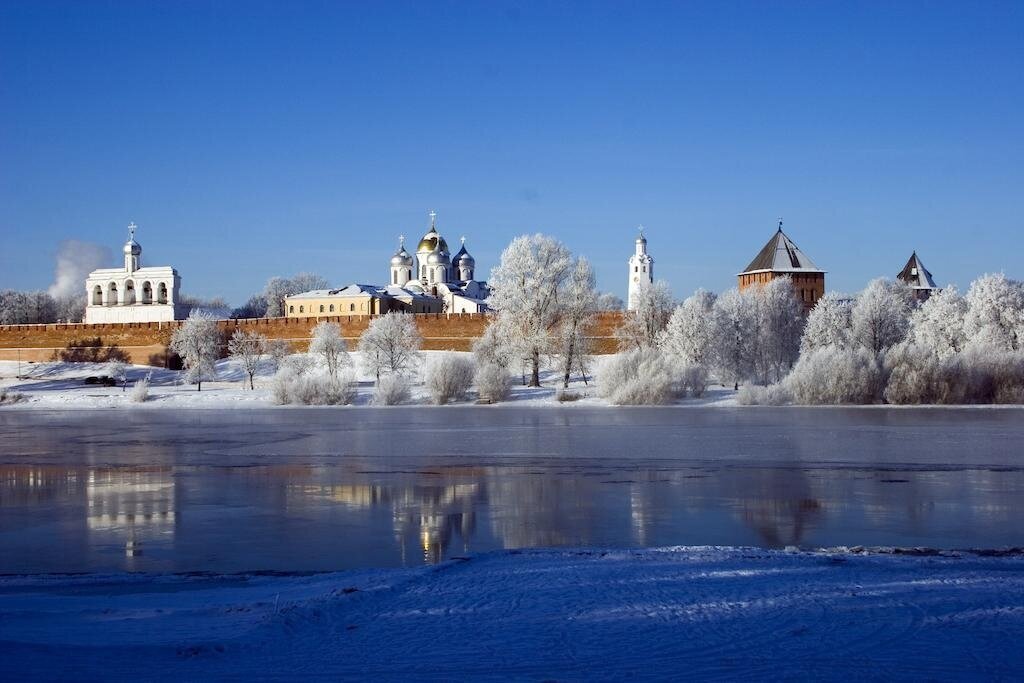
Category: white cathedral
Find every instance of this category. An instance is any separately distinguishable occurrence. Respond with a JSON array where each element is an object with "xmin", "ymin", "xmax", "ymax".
[
  {"xmin": 384, "ymin": 211, "xmax": 491, "ymax": 313},
  {"xmin": 627, "ymin": 228, "xmax": 654, "ymax": 310},
  {"xmin": 84, "ymin": 223, "xmax": 183, "ymax": 324}
]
